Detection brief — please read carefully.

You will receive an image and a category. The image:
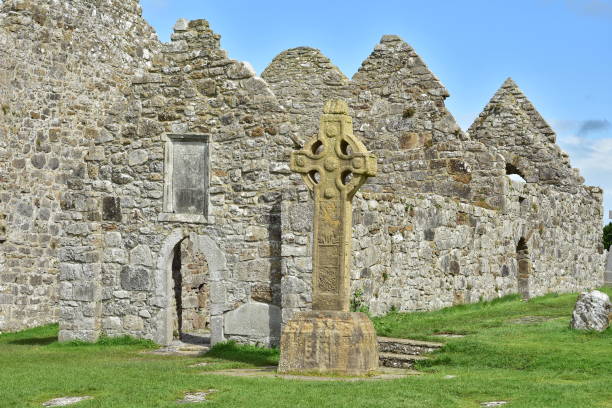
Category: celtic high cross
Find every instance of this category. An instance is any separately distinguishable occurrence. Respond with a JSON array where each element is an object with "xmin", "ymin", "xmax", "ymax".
[{"xmin": 290, "ymin": 99, "xmax": 377, "ymax": 311}]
